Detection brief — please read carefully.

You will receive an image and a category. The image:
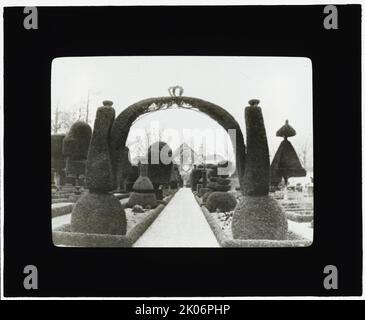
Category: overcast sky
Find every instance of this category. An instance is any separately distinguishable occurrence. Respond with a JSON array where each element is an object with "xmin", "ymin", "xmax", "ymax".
[{"xmin": 51, "ymin": 56, "xmax": 313, "ymax": 164}]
